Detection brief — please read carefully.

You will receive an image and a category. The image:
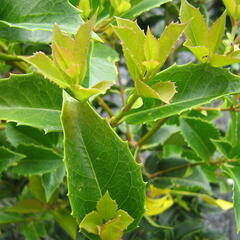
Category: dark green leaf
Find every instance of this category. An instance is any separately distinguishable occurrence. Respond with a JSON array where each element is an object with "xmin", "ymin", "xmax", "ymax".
[
  {"xmin": 222, "ymin": 165, "xmax": 240, "ymax": 232},
  {"xmin": 61, "ymin": 92, "xmax": 145, "ymax": 230},
  {"xmin": 121, "ymin": 0, "xmax": 172, "ymax": 19},
  {"xmin": 53, "ymin": 208, "xmax": 77, "ymax": 240},
  {"xmin": 6, "ymin": 123, "xmax": 59, "ymax": 148},
  {"xmin": 124, "ymin": 64, "xmax": 240, "ymax": 124},
  {"xmin": 0, "ymin": 212, "xmax": 24, "ymax": 224},
  {"xmin": 0, "ymin": 73, "xmax": 62, "ymax": 132},
  {"xmin": 0, "ymin": 0, "xmax": 84, "ymax": 36},
  {"xmin": 180, "ymin": 117, "xmax": 219, "ymax": 161},
  {"xmin": 41, "ymin": 165, "xmax": 65, "ymax": 201},
  {"xmin": 12, "ymin": 144, "xmax": 63, "ymax": 176},
  {"xmin": 0, "ymin": 147, "xmax": 25, "ymax": 173}
]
